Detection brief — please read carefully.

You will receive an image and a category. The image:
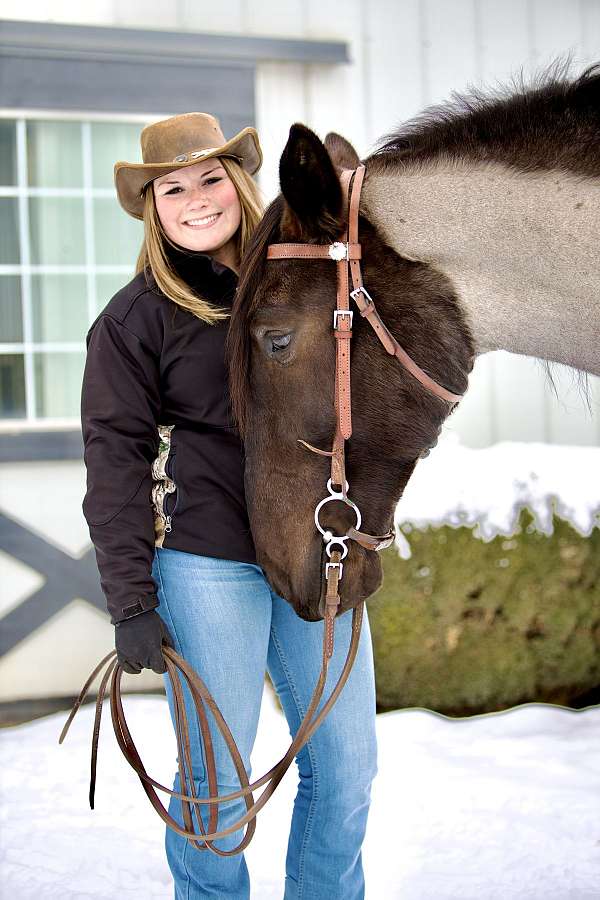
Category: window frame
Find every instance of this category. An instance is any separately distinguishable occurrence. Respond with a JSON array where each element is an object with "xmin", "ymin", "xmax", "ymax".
[{"xmin": 0, "ymin": 109, "xmax": 152, "ymax": 431}]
